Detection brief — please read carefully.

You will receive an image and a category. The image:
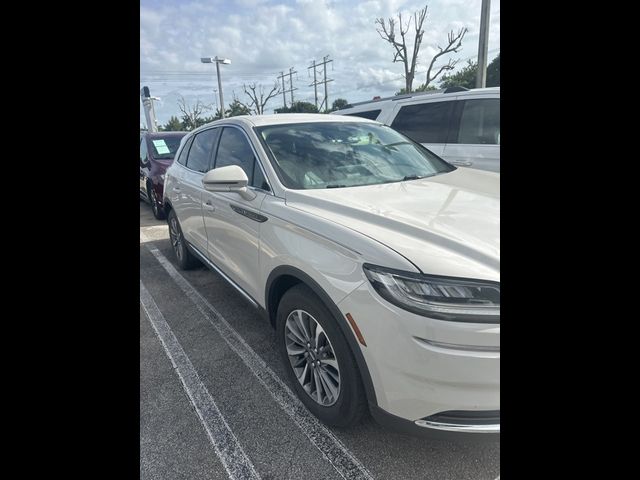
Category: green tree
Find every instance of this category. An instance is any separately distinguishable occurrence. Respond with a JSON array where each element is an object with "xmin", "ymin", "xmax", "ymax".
[
  {"xmin": 395, "ymin": 84, "xmax": 437, "ymax": 95},
  {"xmin": 274, "ymin": 101, "xmax": 319, "ymax": 114},
  {"xmin": 330, "ymin": 98, "xmax": 349, "ymax": 112},
  {"xmin": 439, "ymin": 53, "xmax": 500, "ymax": 89},
  {"xmin": 161, "ymin": 115, "xmax": 184, "ymax": 131}
]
